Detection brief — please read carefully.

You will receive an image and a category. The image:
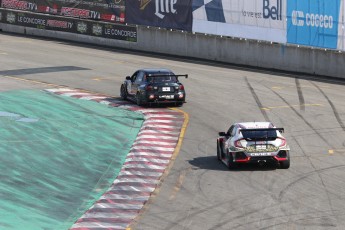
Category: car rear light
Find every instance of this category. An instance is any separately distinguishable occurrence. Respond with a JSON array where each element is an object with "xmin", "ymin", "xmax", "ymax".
[
  {"xmin": 234, "ymin": 139, "xmax": 244, "ymax": 148},
  {"xmin": 178, "ymin": 93, "xmax": 184, "ymax": 98},
  {"xmin": 149, "ymin": 94, "xmax": 155, "ymax": 99},
  {"xmin": 277, "ymin": 138, "xmax": 286, "ymax": 147},
  {"xmin": 146, "ymin": 85, "xmax": 153, "ymax": 91},
  {"xmin": 179, "ymin": 85, "xmax": 184, "ymax": 90},
  {"xmin": 275, "ymin": 150, "xmax": 288, "ymax": 161}
]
